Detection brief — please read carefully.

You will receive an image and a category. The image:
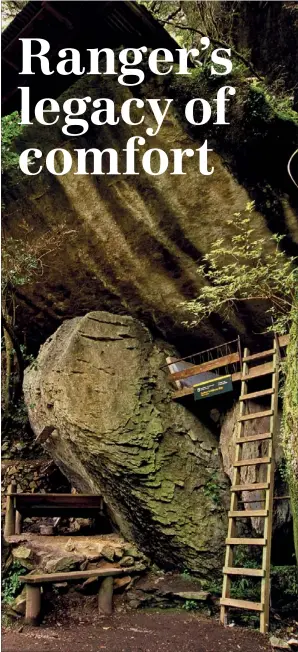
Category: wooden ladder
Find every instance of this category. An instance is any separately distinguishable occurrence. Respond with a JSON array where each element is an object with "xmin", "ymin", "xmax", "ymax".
[{"xmin": 220, "ymin": 338, "xmax": 279, "ymax": 633}]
